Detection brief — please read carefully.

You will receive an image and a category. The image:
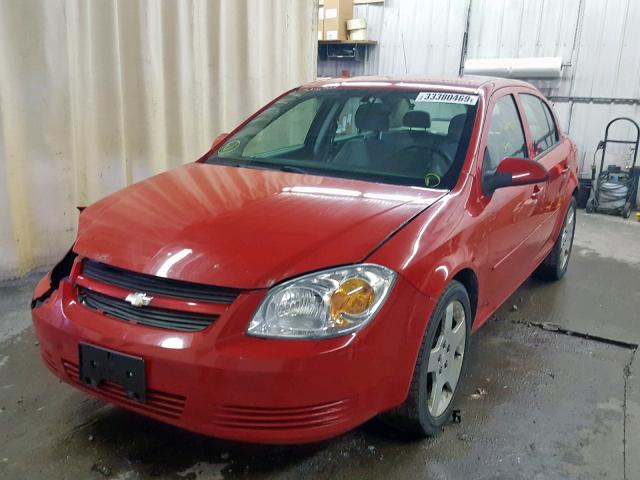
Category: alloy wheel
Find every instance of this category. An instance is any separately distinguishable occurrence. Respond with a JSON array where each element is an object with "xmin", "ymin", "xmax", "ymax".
[
  {"xmin": 559, "ymin": 206, "xmax": 576, "ymax": 270},
  {"xmin": 427, "ymin": 300, "xmax": 466, "ymax": 417}
]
